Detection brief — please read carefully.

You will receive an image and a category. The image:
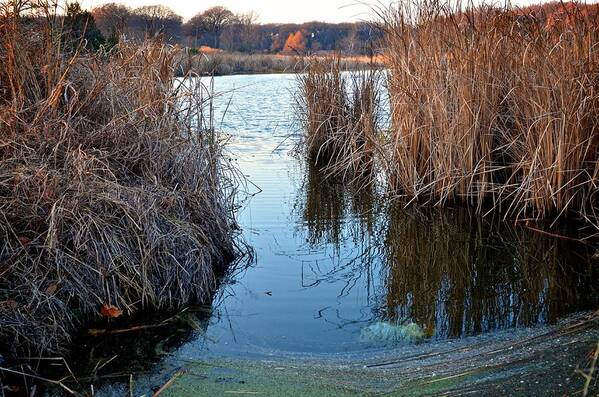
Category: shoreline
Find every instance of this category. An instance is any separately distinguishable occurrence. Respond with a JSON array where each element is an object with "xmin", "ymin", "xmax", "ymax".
[{"xmin": 176, "ymin": 51, "xmax": 384, "ymax": 77}]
